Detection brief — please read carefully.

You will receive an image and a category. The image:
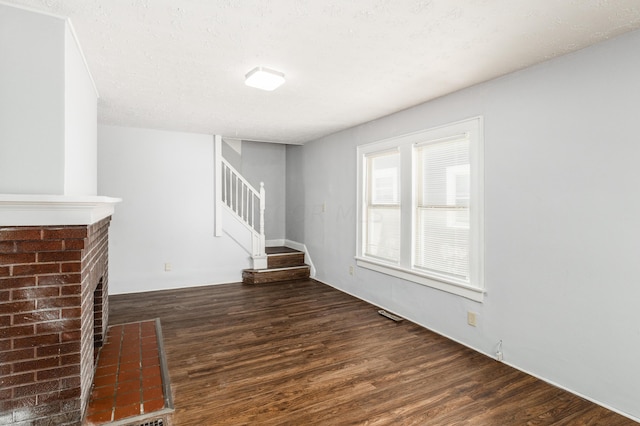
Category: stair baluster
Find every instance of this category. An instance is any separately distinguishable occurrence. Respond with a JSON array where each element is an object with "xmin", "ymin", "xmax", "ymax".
[{"xmin": 215, "ymin": 135, "xmax": 267, "ymax": 269}]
